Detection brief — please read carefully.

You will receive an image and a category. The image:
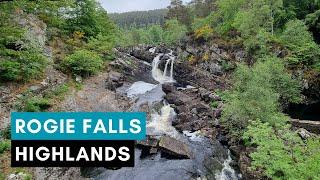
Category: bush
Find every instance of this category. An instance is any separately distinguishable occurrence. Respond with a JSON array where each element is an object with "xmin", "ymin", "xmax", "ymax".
[
  {"xmin": 0, "ymin": 50, "xmax": 48, "ymax": 82},
  {"xmin": 281, "ymin": 20, "xmax": 320, "ymax": 67},
  {"xmin": 0, "ymin": 140, "xmax": 10, "ymax": 154},
  {"xmin": 244, "ymin": 121, "xmax": 320, "ymax": 179},
  {"xmin": 194, "ymin": 25, "xmax": 214, "ymax": 40},
  {"xmin": 163, "ymin": 19, "xmax": 188, "ymax": 45},
  {"xmin": 221, "ymin": 57, "xmax": 301, "ymax": 138},
  {"xmin": 44, "ymin": 84, "xmax": 69, "ymax": 100},
  {"xmin": 61, "ymin": 50, "xmax": 103, "ymax": 76},
  {"xmin": 23, "ymin": 97, "xmax": 51, "ymax": 112},
  {"xmin": 0, "ymin": 126, "xmax": 11, "ymax": 140}
]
